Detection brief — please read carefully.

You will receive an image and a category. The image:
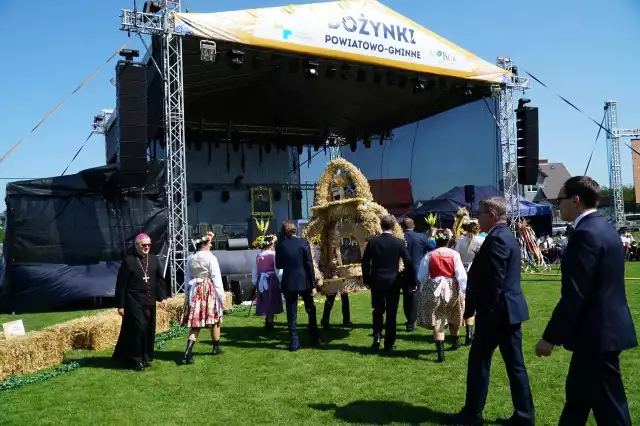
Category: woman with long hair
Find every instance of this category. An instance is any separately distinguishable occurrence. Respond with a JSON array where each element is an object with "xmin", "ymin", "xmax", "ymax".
[
  {"xmin": 252, "ymin": 234, "xmax": 284, "ymax": 328},
  {"xmin": 180, "ymin": 232, "xmax": 226, "ymax": 365},
  {"xmin": 454, "ymin": 220, "xmax": 485, "ymax": 346},
  {"xmin": 416, "ymin": 228, "xmax": 468, "ymax": 363}
]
